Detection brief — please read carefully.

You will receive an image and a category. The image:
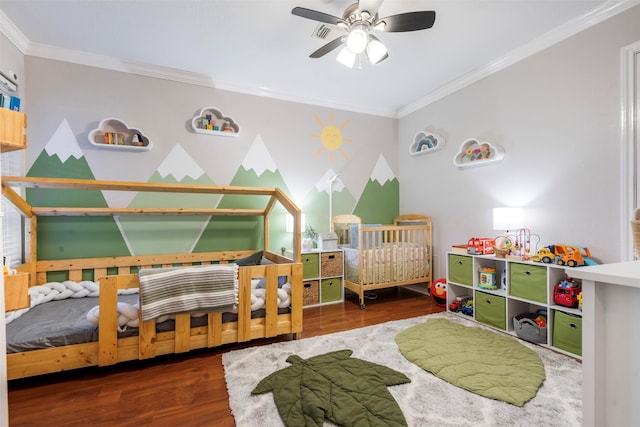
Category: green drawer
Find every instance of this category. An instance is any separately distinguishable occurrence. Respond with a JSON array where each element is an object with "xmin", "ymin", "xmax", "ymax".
[
  {"xmin": 553, "ymin": 311, "xmax": 582, "ymax": 356},
  {"xmin": 302, "ymin": 253, "xmax": 319, "ymax": 280},
  {"xmin": 509, "ymin": 263, "xmax": 547, "ymax": 304},
  {"xmin": 474, "ymin": 291, "xmax": 506, "ymax": 330},
  {"xmin": 448, "ymin": 254, "xmax": 473, "ymax": 286},
  {"xmin": 321, "ymin": 278, "xmax": 342, "ymax": 303}
]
